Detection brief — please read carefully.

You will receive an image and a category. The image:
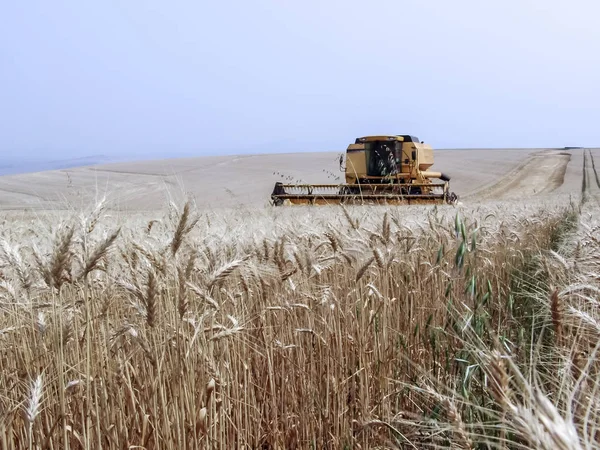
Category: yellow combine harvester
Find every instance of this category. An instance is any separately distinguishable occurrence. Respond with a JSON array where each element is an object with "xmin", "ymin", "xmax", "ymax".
[{"xmin": 271, "ymin": 134, "xmax": 458, "ymax": 206}]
